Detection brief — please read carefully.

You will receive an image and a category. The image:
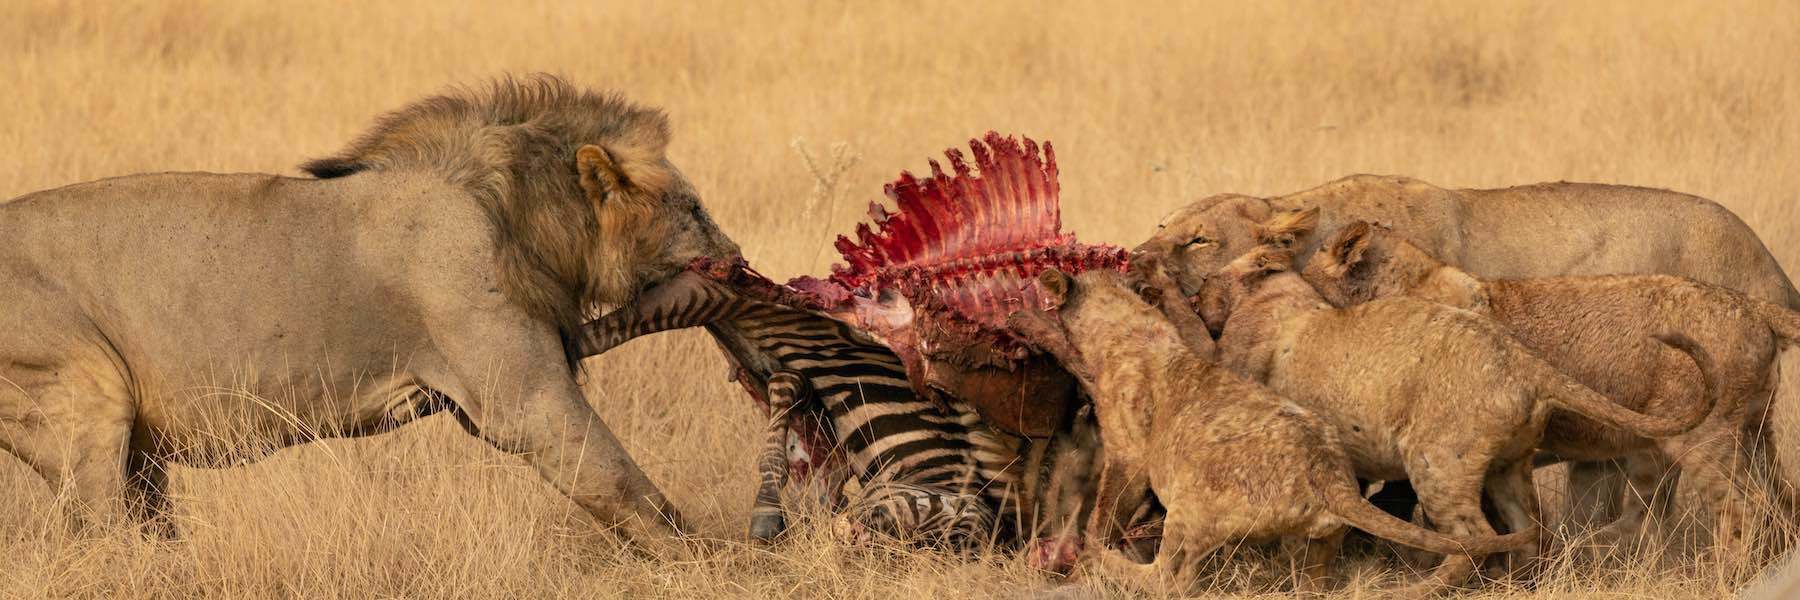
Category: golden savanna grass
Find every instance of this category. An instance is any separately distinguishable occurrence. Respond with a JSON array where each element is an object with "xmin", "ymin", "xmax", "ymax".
[{"xmin": 4, "ymin": 1, "xmax": 1799, "ymax": 597}]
